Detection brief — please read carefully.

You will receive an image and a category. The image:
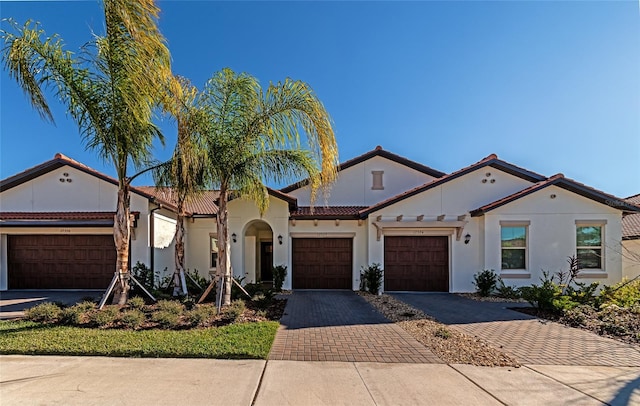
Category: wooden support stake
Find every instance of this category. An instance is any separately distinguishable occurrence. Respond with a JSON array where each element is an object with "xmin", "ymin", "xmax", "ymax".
[
  {"xmin": 198, "ymin": 279, "xmax": 217, "ymax": 304},
  {"xmin": 129, "ymin": 274, "xmax": 157, "ymax": 302},
  {"xmin": 232, "ymin": 277, "xmax": 252, "ymax": 299},
  {"xmin": 185, "ymin": 272, "xmax": 203, "ymax": 290},
  {"xmin": 98, "ymin": 273, "xmax": 119, "ymax": 309}
]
